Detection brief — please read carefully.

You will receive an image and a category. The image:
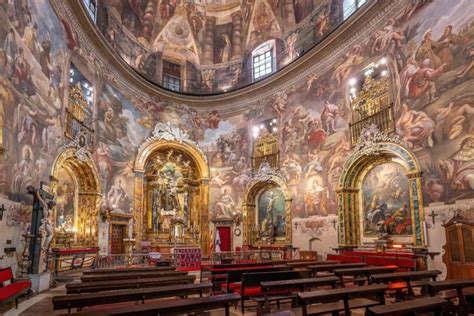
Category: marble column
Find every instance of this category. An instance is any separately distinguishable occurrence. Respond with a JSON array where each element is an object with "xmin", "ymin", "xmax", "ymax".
[
  {"xmin": 282, "ymin": 0, "xmax": 296, "ymax": 27},
  {"xmin": 202, "ymin": 17, "xmax": 216, "ymax": 64},
  {"xmin": 231, "ymin": 12, "xmax": 243, "ymax": 60}
]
